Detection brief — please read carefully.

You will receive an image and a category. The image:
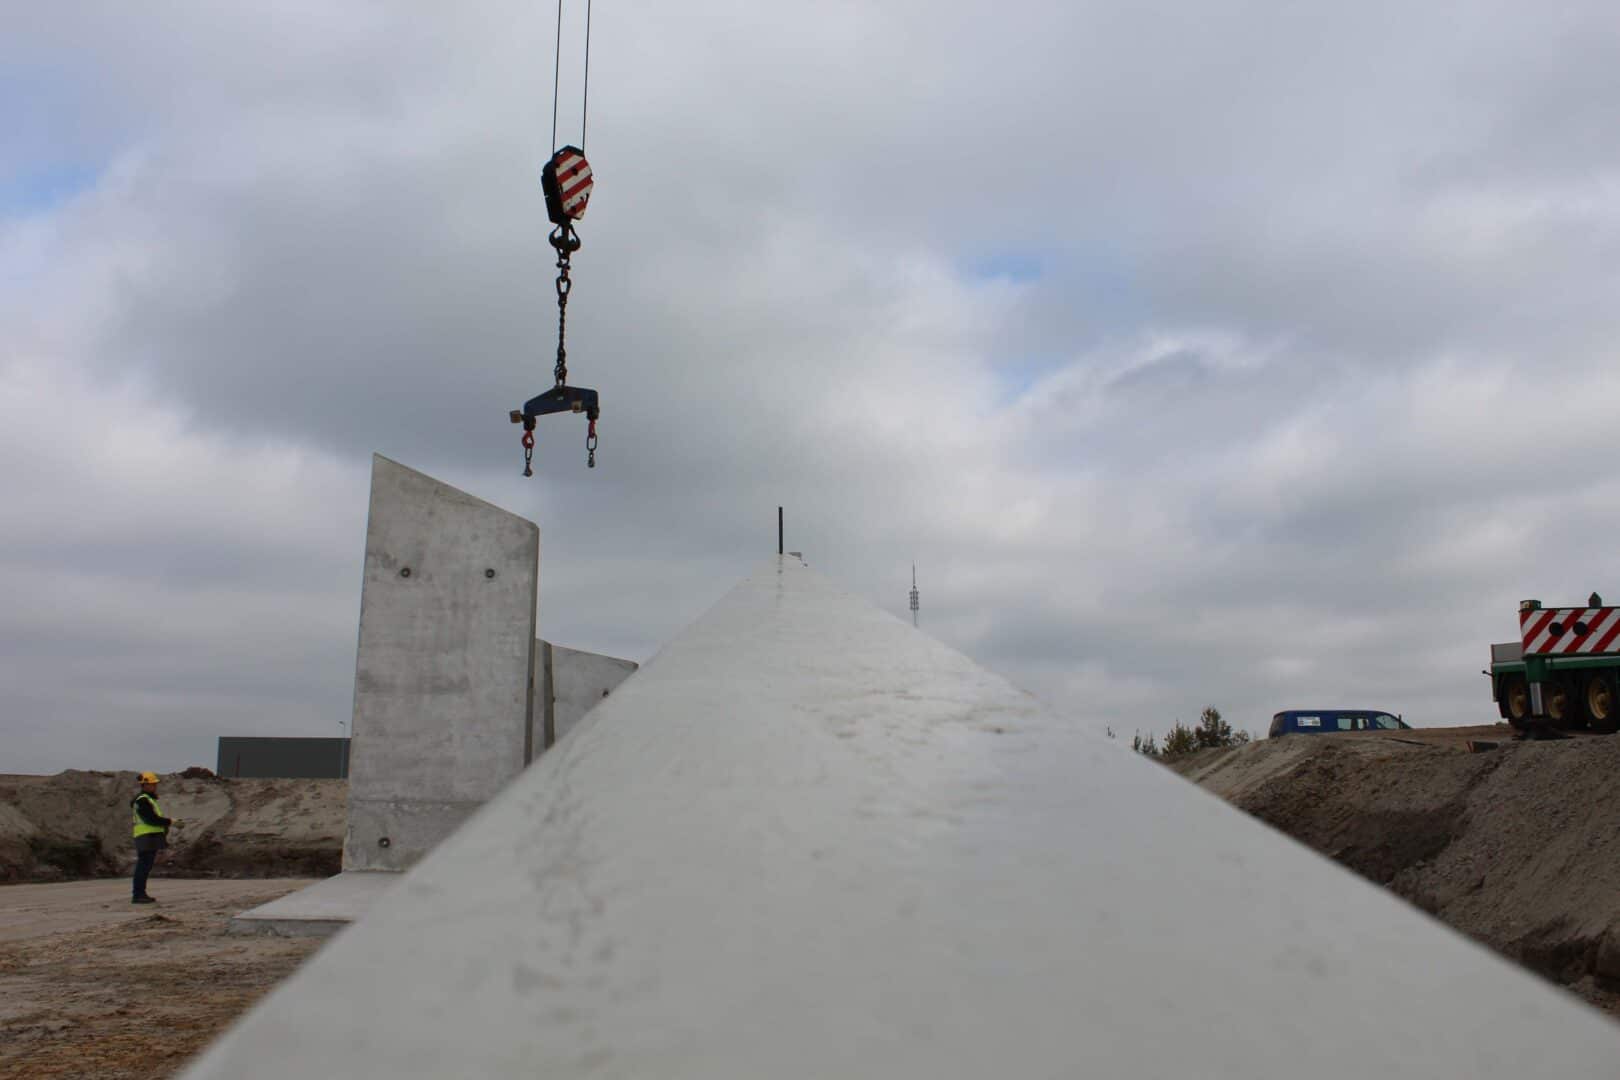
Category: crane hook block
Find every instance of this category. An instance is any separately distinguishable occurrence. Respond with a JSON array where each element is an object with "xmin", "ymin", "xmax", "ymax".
[{"xmin": 541, "ymin": 146, "xmax": 593, "ymax": 227}]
